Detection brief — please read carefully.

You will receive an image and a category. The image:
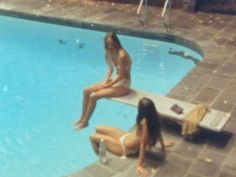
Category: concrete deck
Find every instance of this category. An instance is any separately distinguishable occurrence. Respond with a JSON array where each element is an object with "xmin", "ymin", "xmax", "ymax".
[{"xmin": 0, "ymin": 0, "xmax": 236, "ymax": 177}]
